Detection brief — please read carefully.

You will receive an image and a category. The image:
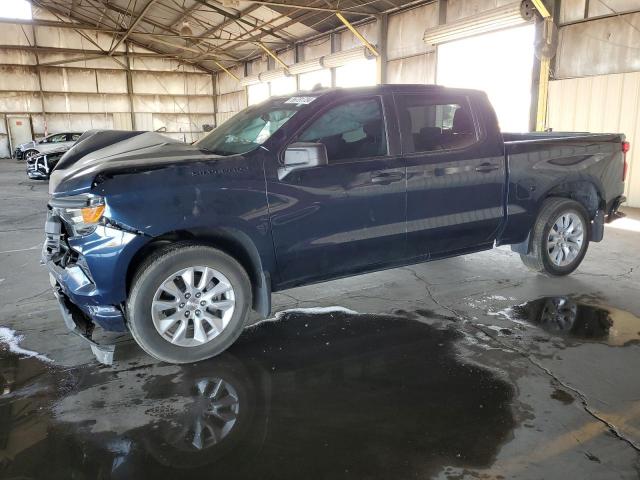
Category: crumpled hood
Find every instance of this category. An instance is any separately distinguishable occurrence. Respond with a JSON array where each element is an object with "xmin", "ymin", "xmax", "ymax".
[
  {"xmin": 18, "ymin": 140, "xmax": 37, "ymax": 150},
  {"xmin": 49, "ymin": 130, "xmax": 219, "ymax": 195}
]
